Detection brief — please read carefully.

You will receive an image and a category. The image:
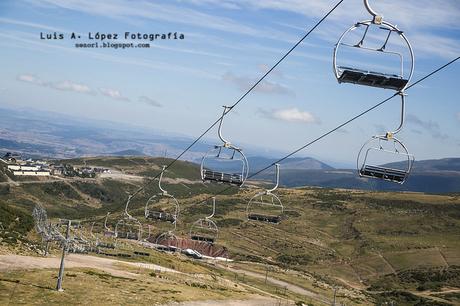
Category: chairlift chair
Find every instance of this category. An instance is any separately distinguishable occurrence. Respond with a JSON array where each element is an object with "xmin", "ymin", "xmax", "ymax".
[
  {"xmin": 189, "ymin": 197, "xmax": 219, "ymax": 243},
  {"xmin": 115, "ymin": 195, "xmax": 142, "ymax": 240},
  {"xmin": 201, "ymin": 106, "xmax": 249, "ymax": 187},
  {"xmin": 357, "ymin": 94, "xmax": 414, "ymax": 184},
  {"xmin": 247, "ymin": 164, "xmax": 284, "ymax": 224},
  {"xmin": 333, "ymin": 0, "xmax": 414, "ymax": 91},
  {"xmin": 144, "ymin": 166, "xmax": 180, "ymax": 224},
  {"xmin": 91, "ymin": 220, "xmax": 115, "ymax": 249},
  {"xmin": 69, "ymin": 225, "xmax": 92, "ymax": 253},
  {"xmin": 358, "ymin": 134, "xmax": 414, "ymax": 184},
  {"xmin": 144, "ymin": 166, "xmax": 180, "ymax": 247}
]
